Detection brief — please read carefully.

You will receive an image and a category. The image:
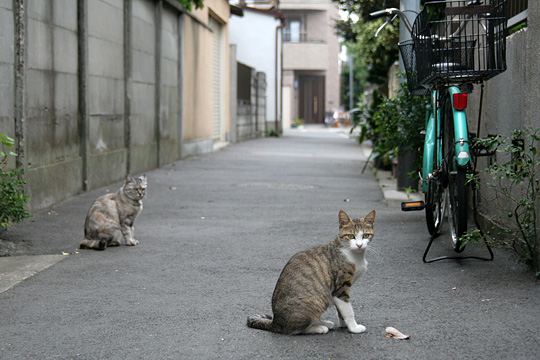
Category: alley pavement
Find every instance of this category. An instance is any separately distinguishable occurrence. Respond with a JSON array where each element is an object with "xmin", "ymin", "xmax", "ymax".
[{"xmin": 0, "ymin": 126, "xmax": 539, "ymax": 359}]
